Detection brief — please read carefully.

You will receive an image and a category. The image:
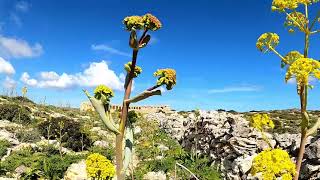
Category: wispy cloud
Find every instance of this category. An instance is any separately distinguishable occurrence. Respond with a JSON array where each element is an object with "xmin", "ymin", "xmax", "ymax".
[
  {"xmin": 91, "ymin": 44, "xmax": 130, "ymax": 57},
  {"xmin": 0, "ymin": 35, "xmax": 43, "ymax": 59},
  {"xmin": 15, "ymin": 1, "xmax": 30, "ymax": 13},
  {"xmin": 208, "ymin": 85, "xmax": 261, "ymax": 94}
]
